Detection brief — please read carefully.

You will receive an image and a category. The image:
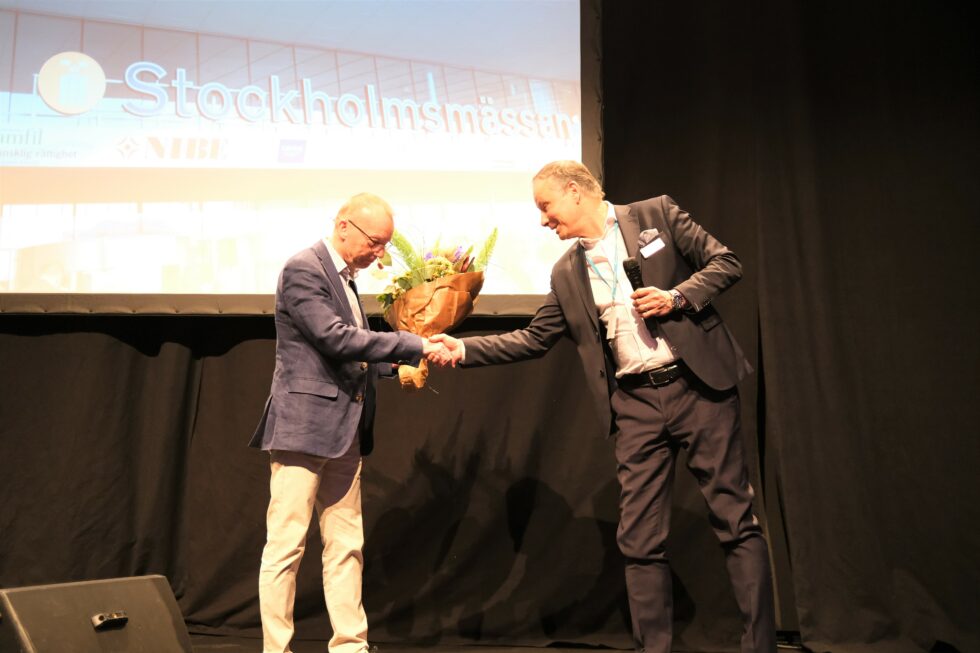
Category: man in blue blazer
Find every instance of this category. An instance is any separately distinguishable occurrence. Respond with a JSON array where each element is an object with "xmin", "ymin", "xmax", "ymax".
[
  {"xmin": 250, "ymin": 193, "xmax": 447, "ymax": 653},
  {"xmin": 431, "ymin": 162, "xmax": 776, "ymax": 653}
]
